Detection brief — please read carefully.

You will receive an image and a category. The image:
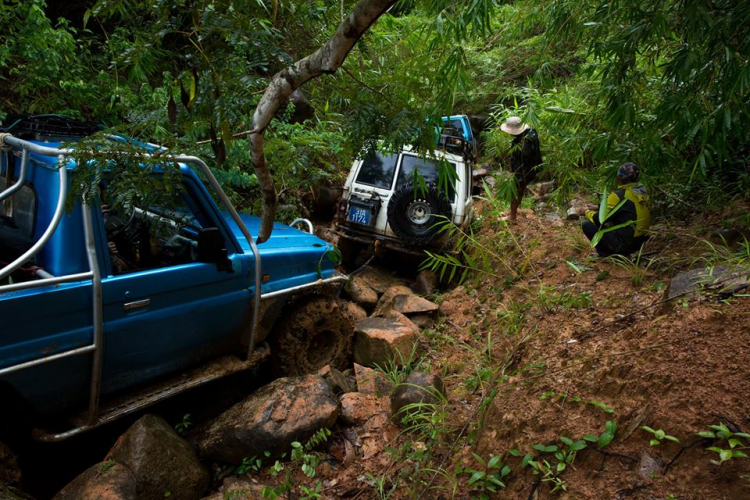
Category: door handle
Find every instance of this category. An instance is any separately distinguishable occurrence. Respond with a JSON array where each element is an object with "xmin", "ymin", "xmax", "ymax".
[{"xmin": 123, "ymin": 299, "xmax": 150, "ymax": 312}]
